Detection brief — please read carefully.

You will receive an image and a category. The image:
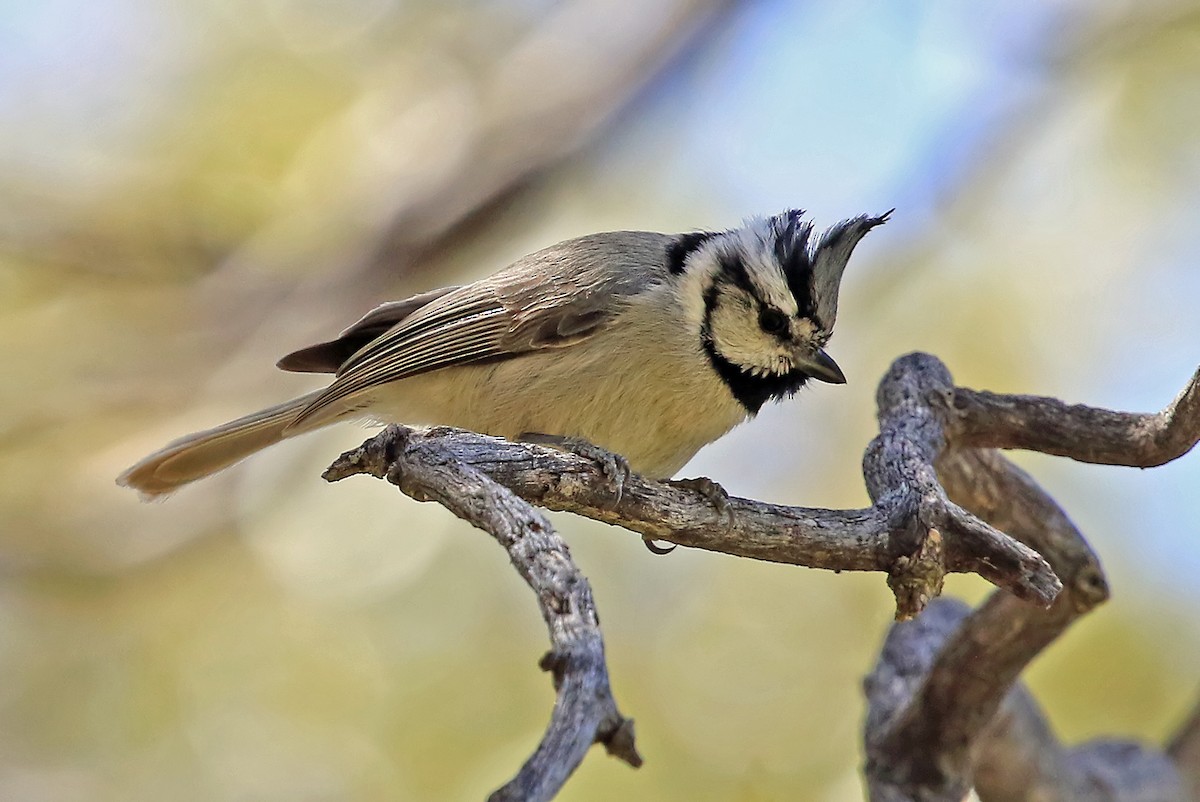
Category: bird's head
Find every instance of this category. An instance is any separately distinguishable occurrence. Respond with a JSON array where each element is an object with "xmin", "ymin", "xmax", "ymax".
[{"xmin": 670, "ymin": 209, "xmax": 890, "ymax": 413}]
